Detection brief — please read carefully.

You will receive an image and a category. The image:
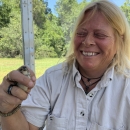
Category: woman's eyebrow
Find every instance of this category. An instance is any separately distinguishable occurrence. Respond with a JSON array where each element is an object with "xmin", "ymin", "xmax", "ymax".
[
  {"xmin": 77, "ymin": 28, "xmax": 87, "ymax": 32},
  {"xmin": 94, "ymin": 29, "xmax": 107, "ymax": 32}
]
